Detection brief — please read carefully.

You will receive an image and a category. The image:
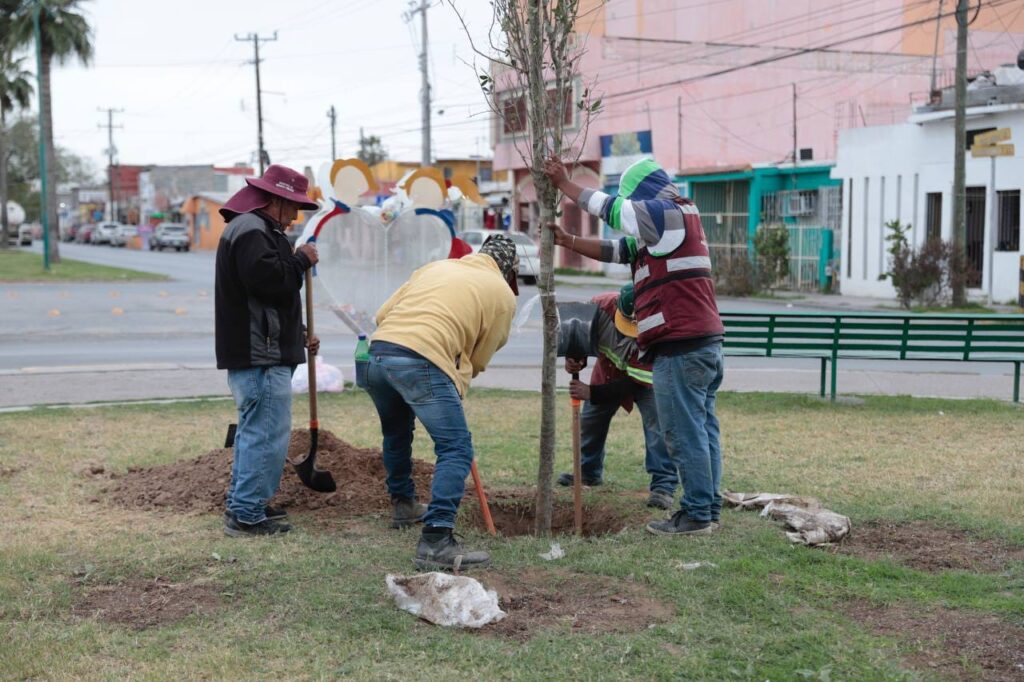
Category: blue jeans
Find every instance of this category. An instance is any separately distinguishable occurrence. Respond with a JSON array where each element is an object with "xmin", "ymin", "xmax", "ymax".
[
  {"xmin": 653, "ymin": 343, "xmax": 724, "ymax": 523},
  {"xmin": 580, "ymin": 384, "xmax": 678, "ymax": 495},
  {"xmin": 226, "ymin": 366, "xmax": 294, "ymax": 524},
  {"xmin": 363, "ymin": 353, "xmax": 473, "ymax": 529}
]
